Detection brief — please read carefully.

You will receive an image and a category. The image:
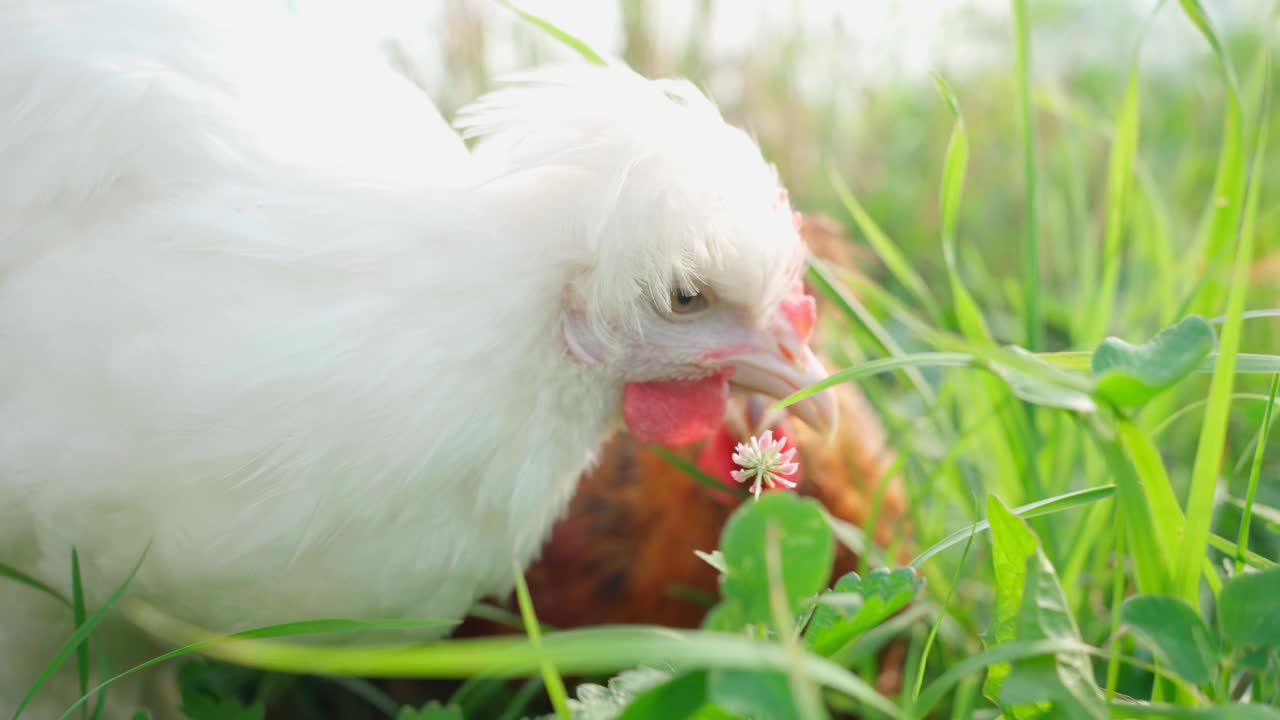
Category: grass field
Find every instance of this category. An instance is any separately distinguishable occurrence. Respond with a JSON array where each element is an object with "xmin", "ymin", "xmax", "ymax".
[{"xmin": 6, "ymin": 1, "xmax": 1280, "ymax": 718}]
